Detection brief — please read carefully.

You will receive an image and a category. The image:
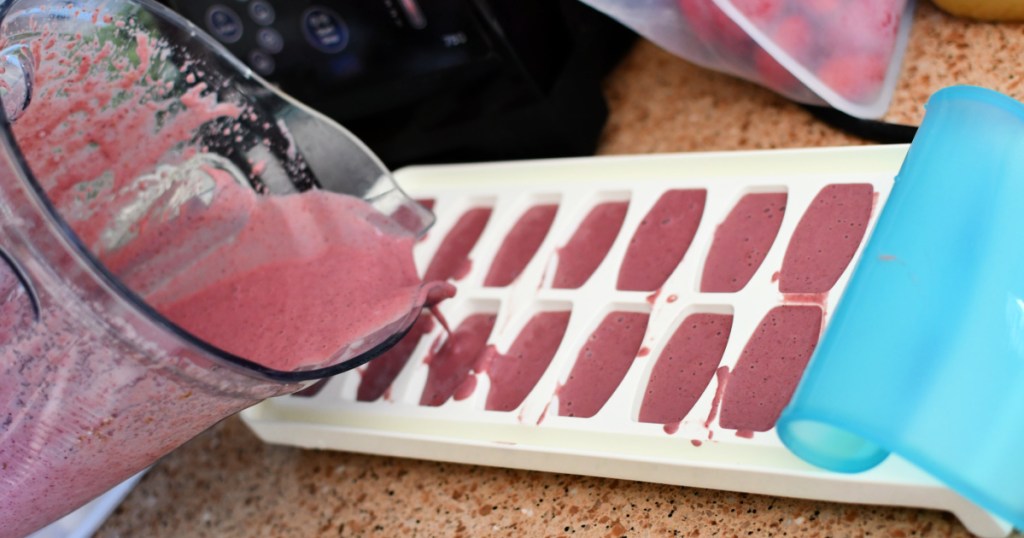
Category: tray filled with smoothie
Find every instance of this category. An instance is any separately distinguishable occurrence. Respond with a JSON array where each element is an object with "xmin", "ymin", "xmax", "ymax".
[{"xmin": 240, "ymin": 128, "xmax": 1019, "ymax": 537}]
